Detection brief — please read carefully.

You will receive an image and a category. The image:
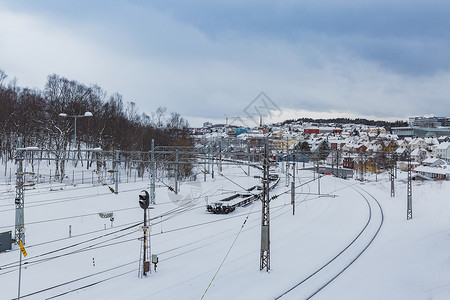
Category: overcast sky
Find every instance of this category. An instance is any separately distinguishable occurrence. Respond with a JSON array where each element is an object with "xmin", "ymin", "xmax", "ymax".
[{"xmin": 1, "ymin": 0, "xmax": 450, "ymax": 127}]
